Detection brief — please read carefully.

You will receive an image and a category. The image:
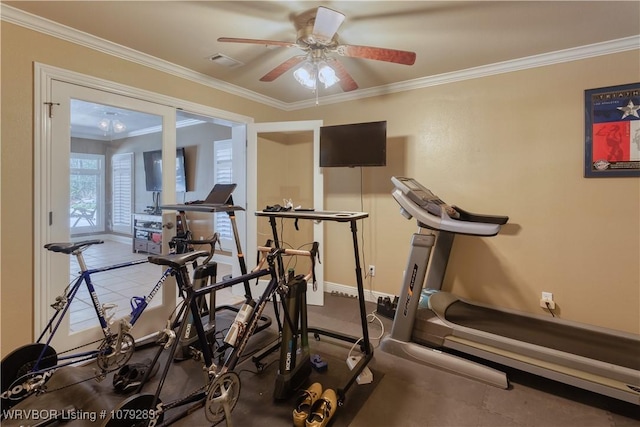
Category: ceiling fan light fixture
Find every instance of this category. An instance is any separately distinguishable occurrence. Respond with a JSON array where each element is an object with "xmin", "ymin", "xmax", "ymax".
[
  {"xmin": 112, "ymin": 120, "xmax": 126, "ymax": 133},
  {"xmin": 98, "ymin": 116, "xmax": 126, "ymax": 134},
  {"xmin": 317, "ymin": 62, "xmax": 339, "ymax": 89},
  {"xmin": 293, "ymin": 62, "xmax": 317, "ymax": 90},
  {"xmin": 98, "ymin": 118, "xmax": 110, "ymax": 132}
]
